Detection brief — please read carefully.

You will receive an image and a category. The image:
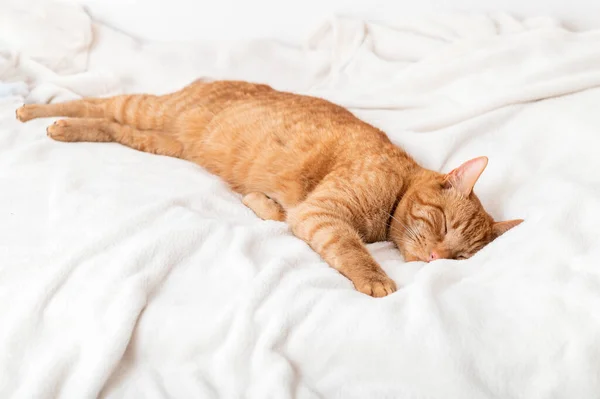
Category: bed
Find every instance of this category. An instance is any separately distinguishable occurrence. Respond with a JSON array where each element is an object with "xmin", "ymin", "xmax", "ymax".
[{"xmin": 1, "ymin": 1, "xmax": 600, "ymax": 398}]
